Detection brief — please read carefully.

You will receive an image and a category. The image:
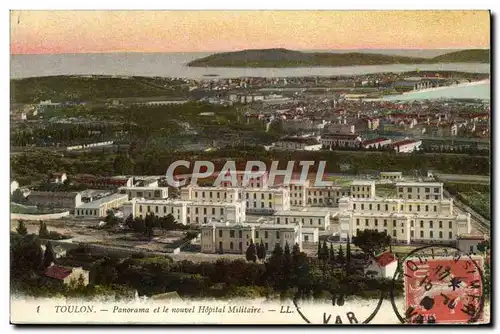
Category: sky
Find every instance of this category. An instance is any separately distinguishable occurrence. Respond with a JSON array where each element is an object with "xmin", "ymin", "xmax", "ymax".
[{"xmin": 10, "ymin": 10, "xmax": 491, "ymax": 54}]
